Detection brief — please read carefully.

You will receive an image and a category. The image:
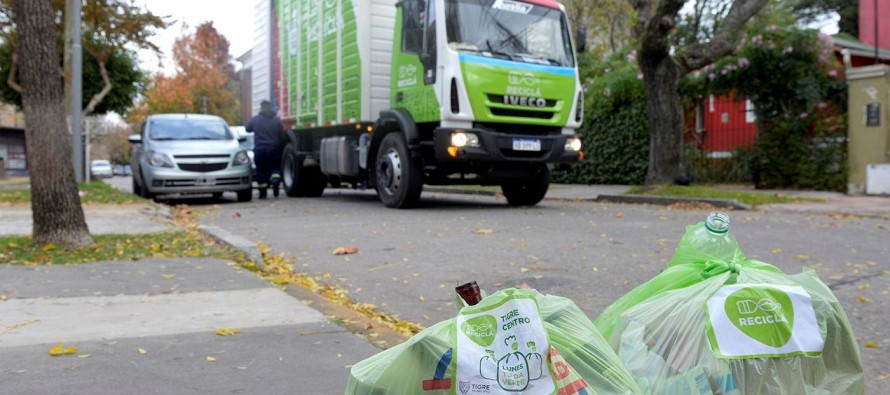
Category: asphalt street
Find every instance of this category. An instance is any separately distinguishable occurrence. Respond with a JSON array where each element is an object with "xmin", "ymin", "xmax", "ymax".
[{"xmin": 104, "ymin": 176, "xmax": 889, "ymax": 392}]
